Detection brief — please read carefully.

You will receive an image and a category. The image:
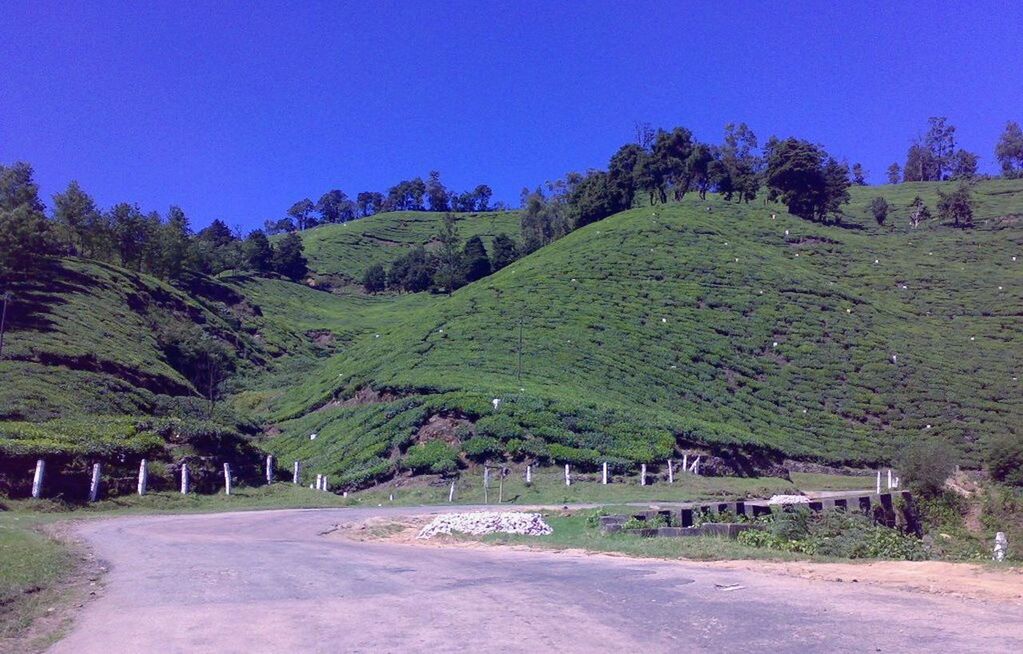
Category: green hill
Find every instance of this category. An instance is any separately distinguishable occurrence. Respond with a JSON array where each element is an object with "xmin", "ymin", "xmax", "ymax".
[{"xmin": 262, "ymin": 180, "xmax": 1023, "ymax": 486}]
